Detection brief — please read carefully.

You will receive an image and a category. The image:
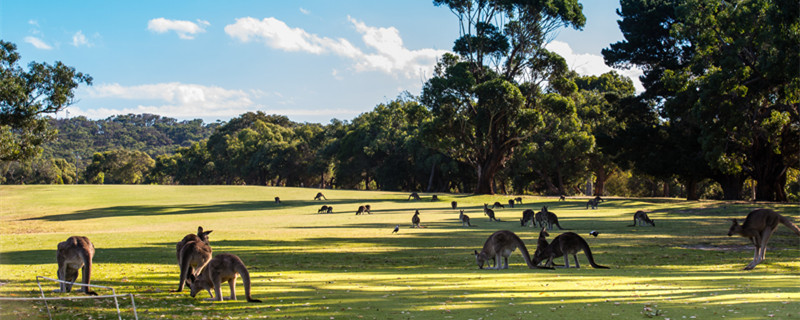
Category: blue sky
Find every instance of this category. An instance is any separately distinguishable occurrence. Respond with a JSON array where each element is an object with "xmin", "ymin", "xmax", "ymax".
[{"xmin": 2, "ymin": 1, "xmax": 642, "ymax": 124}]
